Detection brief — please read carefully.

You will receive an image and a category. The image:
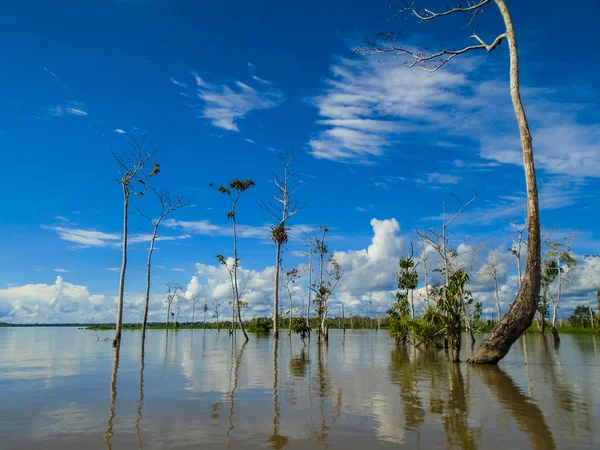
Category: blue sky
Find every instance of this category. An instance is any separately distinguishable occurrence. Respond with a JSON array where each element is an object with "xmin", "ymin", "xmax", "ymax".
[{"xmin": 1, "ymin": 0, "xmax": 599, "ymax": 323}]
